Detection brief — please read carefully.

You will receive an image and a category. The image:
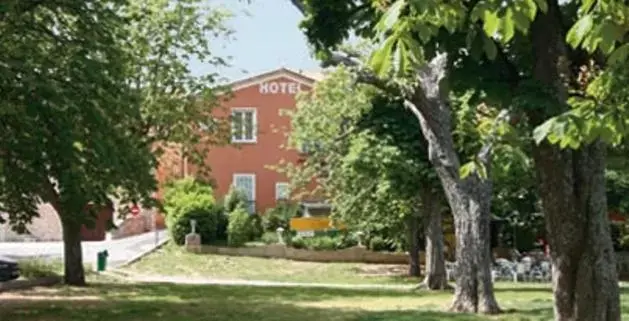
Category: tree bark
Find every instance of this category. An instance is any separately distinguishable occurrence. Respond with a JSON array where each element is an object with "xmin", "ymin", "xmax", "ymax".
[
  {"xmin": 61, "ymin": 217, "xmax": 86, "ymax": 286},
  {"xmin": 533, "ymin": 142, "xmax": 620, "ymax": 321},
  {"xmin": 412, "ymin": 55, "xmax": 500, "ymax": 313},
  {"xmin": 419, "ymin": 187, "xmax": 450, "ymax": 290},
  {"xmin": 475, "ymin": 176, "xmax": 501, "ymax": 314},
  {"xmin": 407, "ymin": 211, "xmax": 421, "ymax": 277},
  {"xmin": 530, "ymin": 1, "xmax": 621, "ymax": 320}
]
